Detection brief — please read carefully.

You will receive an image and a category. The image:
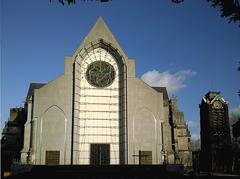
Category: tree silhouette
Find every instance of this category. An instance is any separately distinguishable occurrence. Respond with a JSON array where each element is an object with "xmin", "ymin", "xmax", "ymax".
[
  {"xmin": 207, "ymin": 0, "xmax": 240, "ymax": 24},
  {"xmin": 172, "ymin": 0, "xmax": 184, "ymax": 3},
  {"xmin": 51, "ymin": 0, "xmax": 240, "ymax": 25},
  {"xmin": 238, "ymin": 62, "xmax": 240, "ymax": 97},
  {"xmin": 171, "ymin": 0, "xmax": 240, "ymax": 24},
  {"xmin": 50, "ymin": 0, "xmax": 110, "ymax": 5}
]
